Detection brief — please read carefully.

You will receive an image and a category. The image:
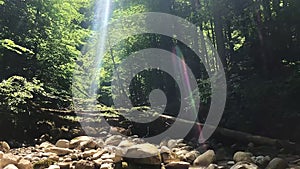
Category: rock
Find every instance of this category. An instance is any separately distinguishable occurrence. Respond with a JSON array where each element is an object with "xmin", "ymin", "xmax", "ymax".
[
  {"xmin": 0, "ymin": 151, "xmax": 4, "ymax": 159},
  {"xmin": 93, "ymin": 158, "xmax": 103, "ymax": 166},
  {"xmin": 227, "ymin": 161, "xmax": 235, "ymax": 165},
  {"xmin": 69, "ymin": 136, "xmax": 93, "ymax": 149},
  {"xmin": 17, "ymin": 159, "xmax": 32, "ymax": 169},
  {"xmin": 96, "ymin": 139, "xmax": 105, "ymax": 148},
  {"xmin": 207, "ymin": 164, "xmax": 219, "ymax": 169},
  {"xmin": 230, "ymin": 161, "xmax": 258, "ymax": 169},
  {"xmin": 266, "ymin": 158, "xmax": 288, "ymax": 169},
  {"xmin": 57, "ymin": 162, "xmax": 71, "ymax": 169},
  {"xmin": 184, "ymin": 150, "xmax": 200, "ymax": 163},
  {"xmin": 125, "ymin": 143, "xmax": 161, "ymax": 165},
  {"xmin": 3, "ymin": 164, "xmax": 18, "ymax": 169},
  {"xmin": 161, "ymin": 146, "xmax": 171, "ymax": 154},
  {"xmin": 0, "ymin": 153, "xmax": 21, "ymax": 168},
  {"xmin": 48, "ymin": 165, "xmax": 60, "ymax": 169},
  {"xmin": 80, "ymin": 140, "xmax": 98, "ymax": 150},
  {"xmin": 174, "ymin": 150, "xmax": 189, "ymax": 161},
  {"xmin": 39, "ymin": 142, "xmax": 54, "ymax": 149},
  {"xmin": 105, "ymin": 135, "xmax": 123, "ymax": 146},
  {"xmin": 32, "ymin": 159, "xmax": 54, "ymax": 169},
  {"xmin": 49, "ymin": 155, "xmax": 60, "ymax": 162},
  {"xmin": 165, "ymin": 161, "xmax": 190, "ymax": 169},
  {"xmin": 215, "ymin": 148, "xmax": 231, "ymax": 161},
  {"xmin": 160, "ymin": 146, "xmax": 178, "ymax": 164},
  {"xmin": 45, "ymin": 147, "xmax": 73, "ymax": 156},
  {"xmin": 233, "ymin": 151, "xmax": 253, "ymax": 163},
  {"xmin": 167, "ymin": 140, "xmax": 178, "ymax": 149},
  {"xmin": 92, "ymin": 149, "xmax": 108, "ymax": 159},
  {"xmin": 55, "ymin": 139, "xmax": 70, "ymax": 148},
  {"xmin": 118, "ymin": 140, "xmax": 135, "ymax": 148},
  {"xmin": 126, "ymin": 143, "xmax": 159, "ymax": 158},
  {"xmin": 253, "ymin": 155, "xmax": 270, "ymax": 168},
  {"xmin": 101, "ymin": 153, "xmax": 122, "ymax": 163},
  {"xmin": 0, "ymin": 141, "xmax": 10, "ymax": 153},
  {"xmin": 81, "ymin": 149, "xmax": 97, "ymax": 158},
  {"xmin": 74, "ymin": 160, "xmax": 95, "ymax": 169},
  {"xmin": 100, "ymin": 163, "xmax": 114, "ymax": 169},
  {"xmin": 193, "ymin": 150, "xmax": 216, "ymax": 167}
]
